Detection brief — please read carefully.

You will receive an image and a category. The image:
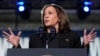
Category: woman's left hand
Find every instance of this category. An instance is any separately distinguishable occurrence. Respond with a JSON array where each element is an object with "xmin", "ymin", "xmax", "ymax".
[{"xmin": 83, "ymin": 28, "xmax": 97, "ymax": 47}]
